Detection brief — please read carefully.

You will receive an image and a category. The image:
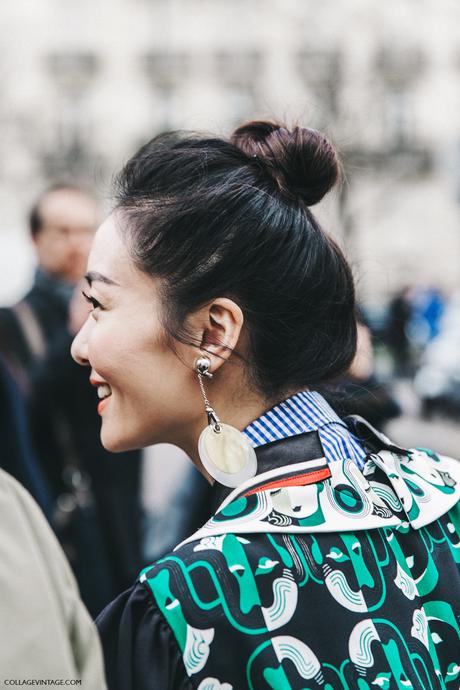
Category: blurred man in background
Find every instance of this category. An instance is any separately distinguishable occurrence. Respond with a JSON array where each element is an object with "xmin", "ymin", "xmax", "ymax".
[
  {"xmin": 0, "ymin": 184, "xmax": 97, "ymax": 523},
  {"xmin": 0, "ymin": 184, "xmax": 96, "ymax": 389},
  {"xmin": 0, "ymin": 185, "xmax": 143, "ymax": 616}
]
